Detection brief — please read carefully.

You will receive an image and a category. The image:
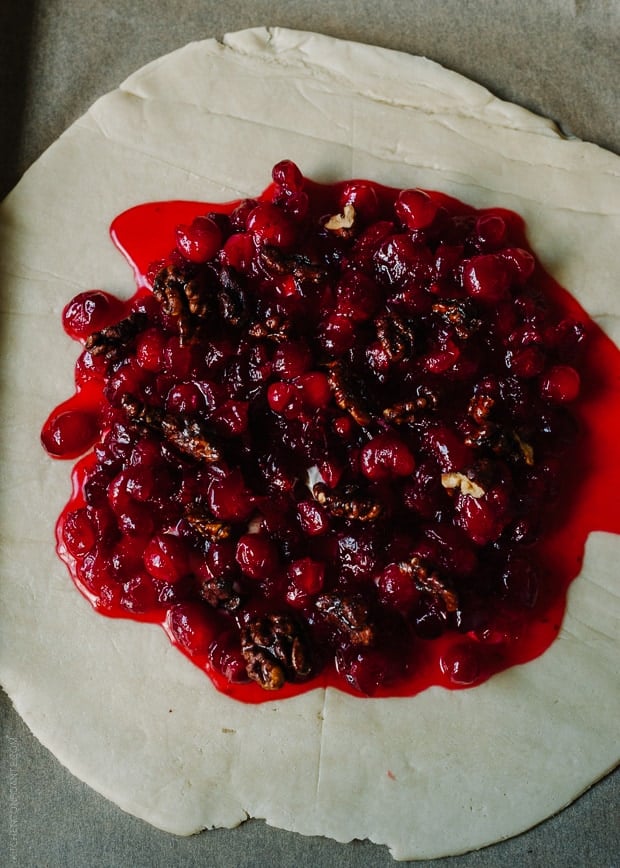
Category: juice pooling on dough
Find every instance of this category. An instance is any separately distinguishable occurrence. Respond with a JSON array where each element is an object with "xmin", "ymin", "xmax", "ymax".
[{"xmin": 41, "ymin": 161, "xmax": 620, "ymax": 702}]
